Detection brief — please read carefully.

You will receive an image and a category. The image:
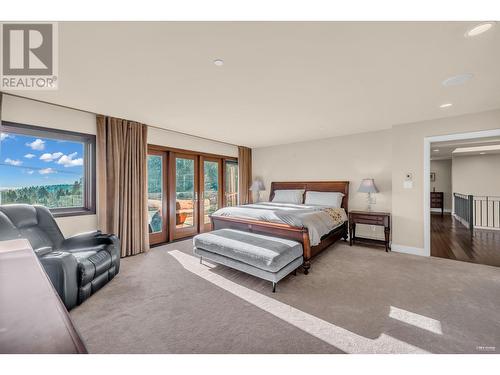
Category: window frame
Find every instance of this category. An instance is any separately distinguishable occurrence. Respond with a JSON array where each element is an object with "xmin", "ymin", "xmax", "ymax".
[{"xmin": 0, "ymin": 121, "xmax": 96, "ymax": 217}]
